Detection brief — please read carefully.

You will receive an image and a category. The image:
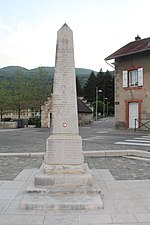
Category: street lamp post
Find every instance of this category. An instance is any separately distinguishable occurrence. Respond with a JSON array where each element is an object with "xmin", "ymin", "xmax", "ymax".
[
  {"xmin": 96, "ymin": 87, "xmax": 102, "ymax": 121},
  {"xmin": 106, "ymin": 99, "xmax": 108, "ymax": 116},
  {"xmin": 105, "ymin": 98, "xmax": 108, "ymax": 116},
  {"xmin": 103, "ymin": 97, "xmax": 108, "ymax": 117},
  {"xmin": 106, "ymin": 100, "xmax": 110, "ymax": 116}
]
